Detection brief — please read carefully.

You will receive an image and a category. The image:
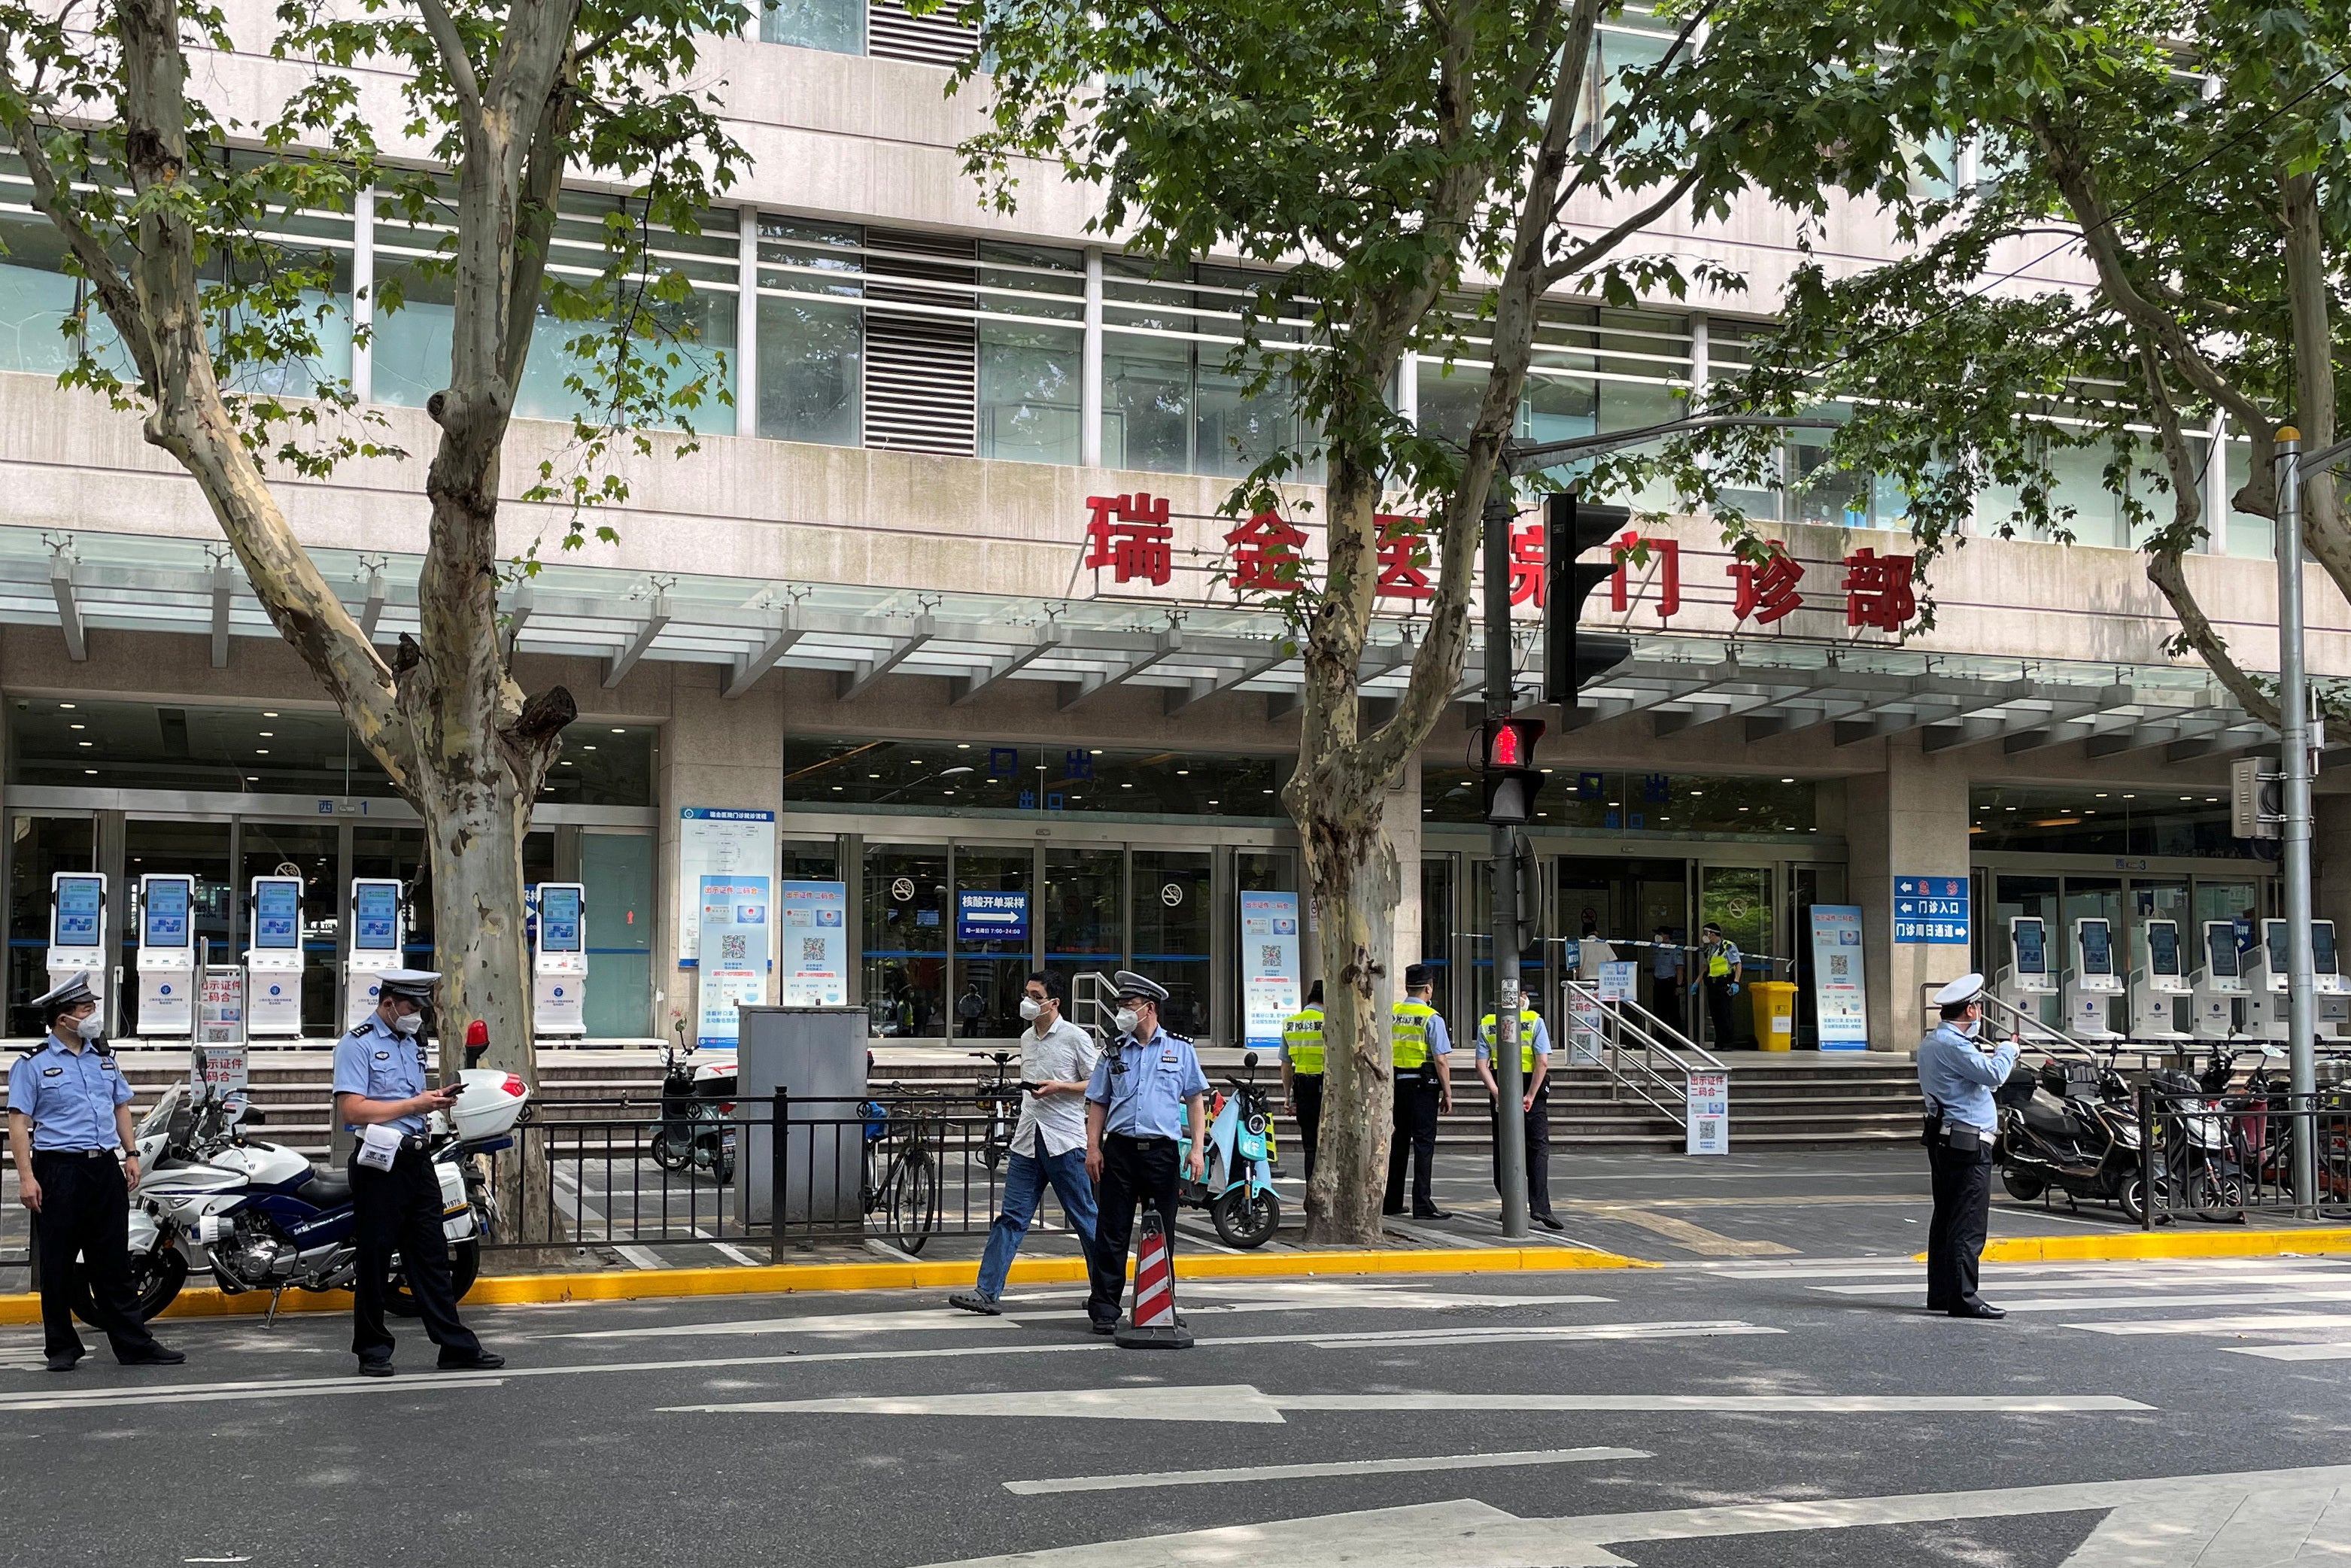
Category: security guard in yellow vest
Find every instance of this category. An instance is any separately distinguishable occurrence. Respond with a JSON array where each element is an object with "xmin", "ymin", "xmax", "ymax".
[
  {"xmin": 1383, "ymin": 965, "xmax": 1453, "ymax": 1220},
  {"xmin": 1279, "ymin": 981, "xmax": 1326, "ymax": 1184},
  {"xmin": 1477, "ymin": 1001, "xmax": 1561, "ymax": 1229}
]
